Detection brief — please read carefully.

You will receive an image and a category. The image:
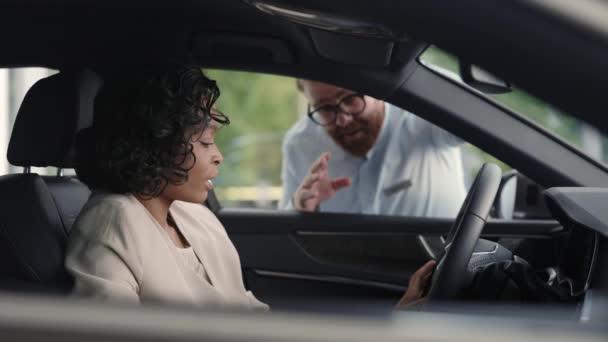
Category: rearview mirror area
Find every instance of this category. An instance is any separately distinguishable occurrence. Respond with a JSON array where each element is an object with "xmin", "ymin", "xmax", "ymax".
[{"xmin": 460, "ymin": 62, "xmax": 512, "ymax": 94}]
